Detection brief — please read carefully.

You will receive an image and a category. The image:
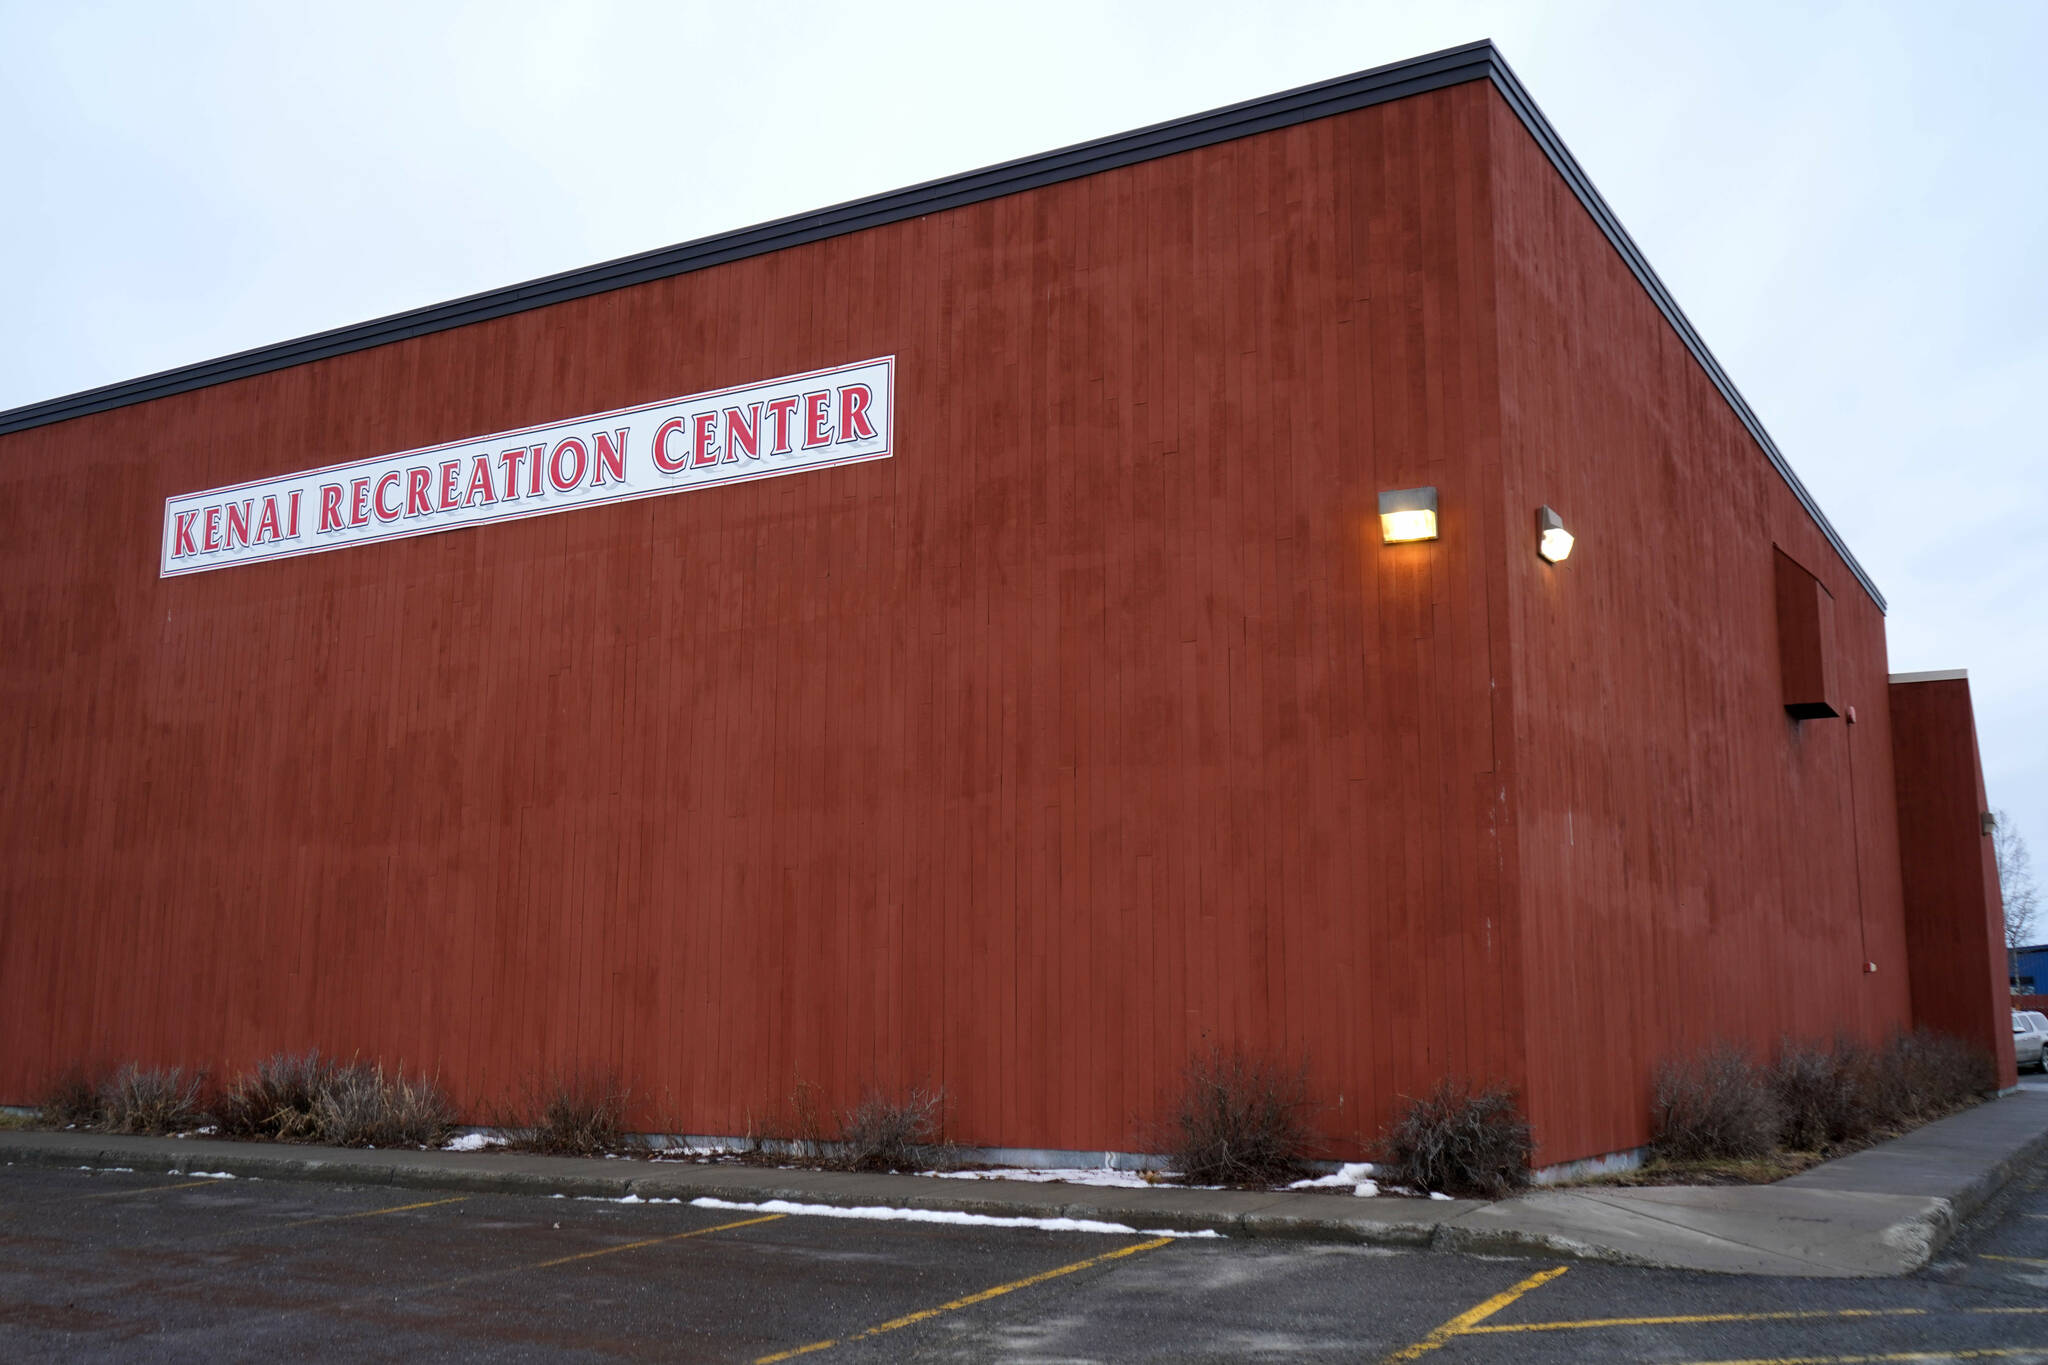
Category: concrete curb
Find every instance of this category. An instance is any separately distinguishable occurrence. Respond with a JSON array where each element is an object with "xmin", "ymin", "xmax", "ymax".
[{"xmin": 7, "ymin": 1092, "xmax": 2047, "ymax": 1275}]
